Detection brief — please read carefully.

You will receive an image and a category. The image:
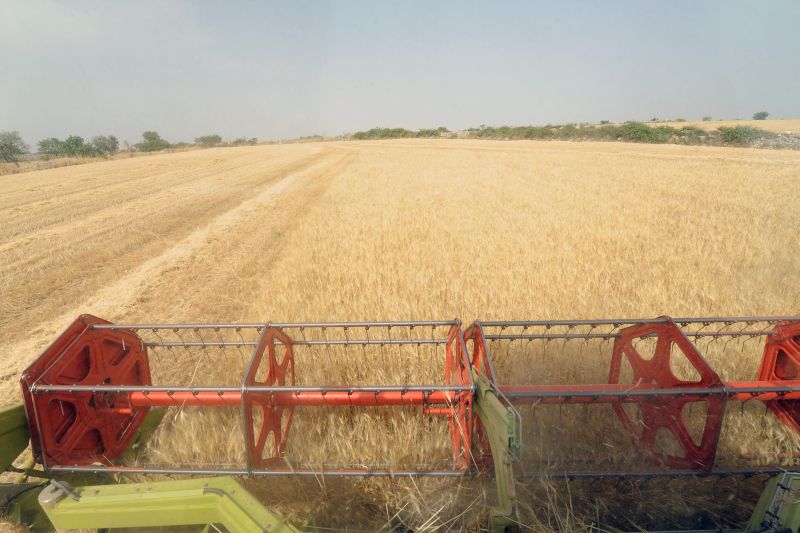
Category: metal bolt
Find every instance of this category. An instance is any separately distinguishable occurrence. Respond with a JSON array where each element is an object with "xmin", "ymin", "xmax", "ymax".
[{"xmin": 38, "ymin": 484, "xmax": 66, "ymax": 509}]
